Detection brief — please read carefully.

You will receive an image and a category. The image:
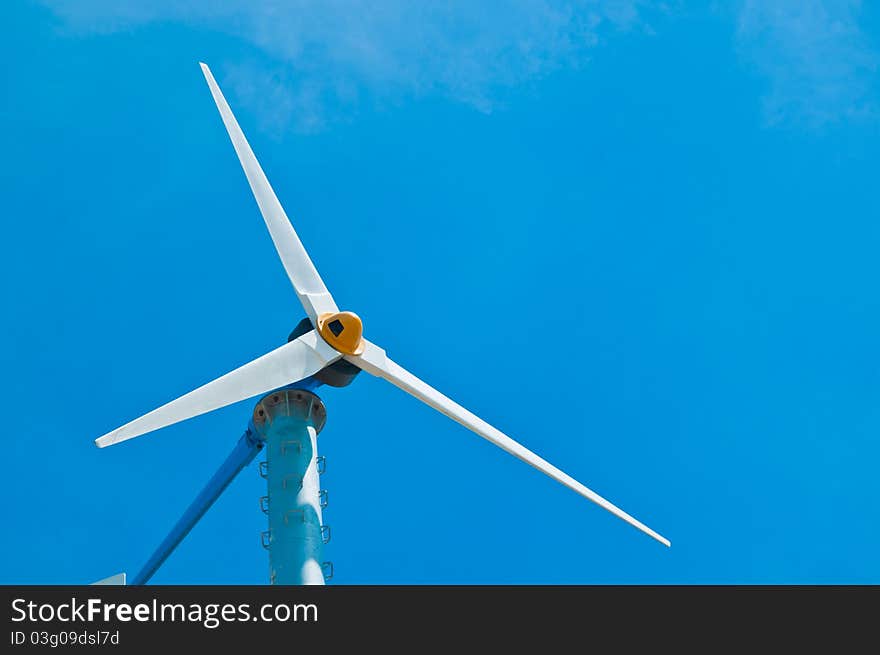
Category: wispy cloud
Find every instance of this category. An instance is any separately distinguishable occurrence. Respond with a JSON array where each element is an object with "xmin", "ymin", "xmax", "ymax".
[
  {"xmin": 41, "ymin": 0, "xmax": 663, "ymax": 132},
  {"xmin": 735, "ymin": 0, "xmax": 878, "ymax": 127},
  {"xmin": 46, "ymin": 1, "xmax": 871, "ymax": 131}
]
